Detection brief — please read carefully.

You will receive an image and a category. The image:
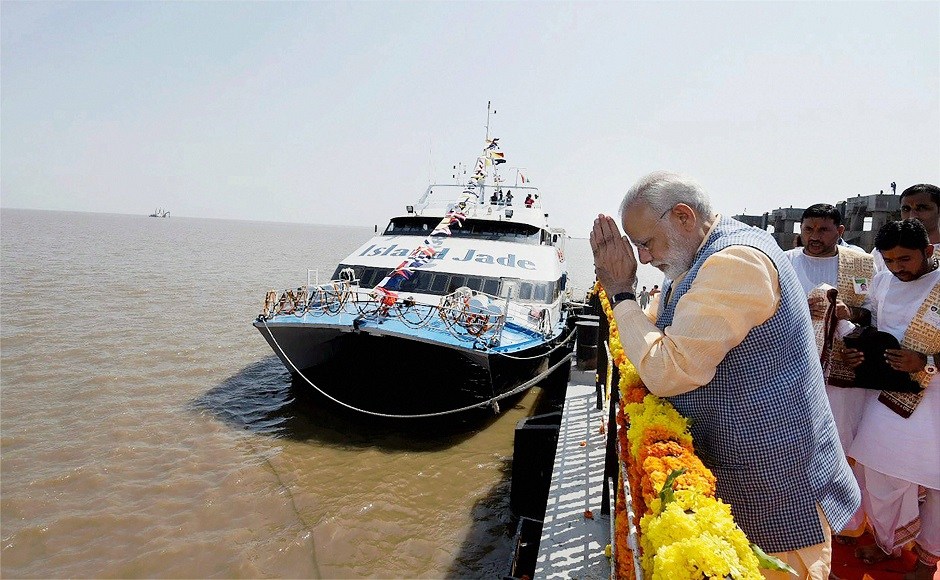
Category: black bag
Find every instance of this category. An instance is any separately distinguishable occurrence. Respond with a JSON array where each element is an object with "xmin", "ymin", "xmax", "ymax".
[{"xmin": 841, "ymin": 326, "xmax": 922, "ymax": 392}]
